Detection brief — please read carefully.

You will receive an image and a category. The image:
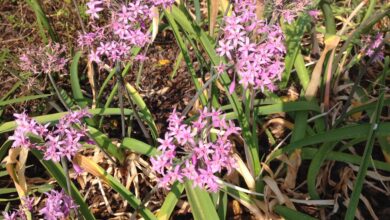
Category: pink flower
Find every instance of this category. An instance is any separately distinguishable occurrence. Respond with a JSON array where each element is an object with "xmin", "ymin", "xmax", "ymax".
[
  {"xmin": 22, "ymin": 196, "xmax": 34, "ymax": 211},
  {"xmin": 134, "ymin": 54, "xmax": 149, "ymax": 62},
  {"xmin": 86, "ymin": 0, "xmax": 104, "ymax": 20},
  {"xmin": 81, "ymin": 0, "xmax": 174, "ymax": 66},
  {"xmin": 151, "ymin": 108, "xmax": 239, "ymax": 192},
  {"xmin": 88, "ymin": 50, "xmax": 101, "ymax": 63},
  {"xmin": 19, "ymin": 42, "xmax": 68, "ymax": 74},
  {"xmin": 216, "ymin": 40, "xmax": 234, "ymax": 59},
  {"xmin": 362, "ymin": 33, "xmax": 384, "ymax": 62},
  {"xmin": 2, "ymin": 211, "xmax": 18, "ymax": 220},
  {"xmin": 8, "ymin": 109, "xmax": 91, "ymax": 167},
  {"xmin": 216, "ymin": 1, "xmax": 286, "ymax": 91},
  {"xmin": 308, "ymin": 10, "xmax": 321, "ymax": 20},
  {"xmin": 214, "ymin": 63, "xmax": 226, "ymax": 75},
  {"xmin": 39, "ymin": 190, "xmax": 78, "ymax": 220}
]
